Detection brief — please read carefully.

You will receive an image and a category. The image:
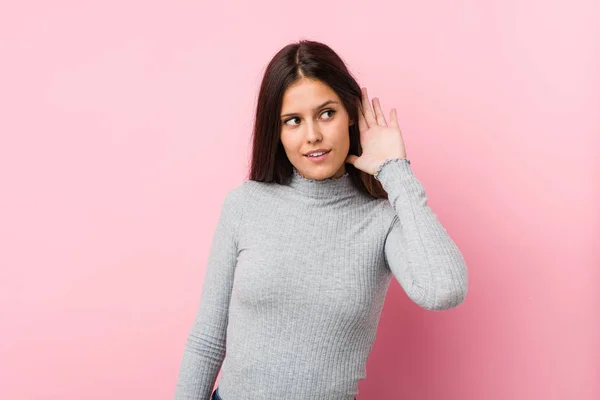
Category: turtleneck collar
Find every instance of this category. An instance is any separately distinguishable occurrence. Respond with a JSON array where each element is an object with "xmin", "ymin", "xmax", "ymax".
[{"xmin": 288, "ymin": 166, "xmax": 356, "ymax": 198}]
